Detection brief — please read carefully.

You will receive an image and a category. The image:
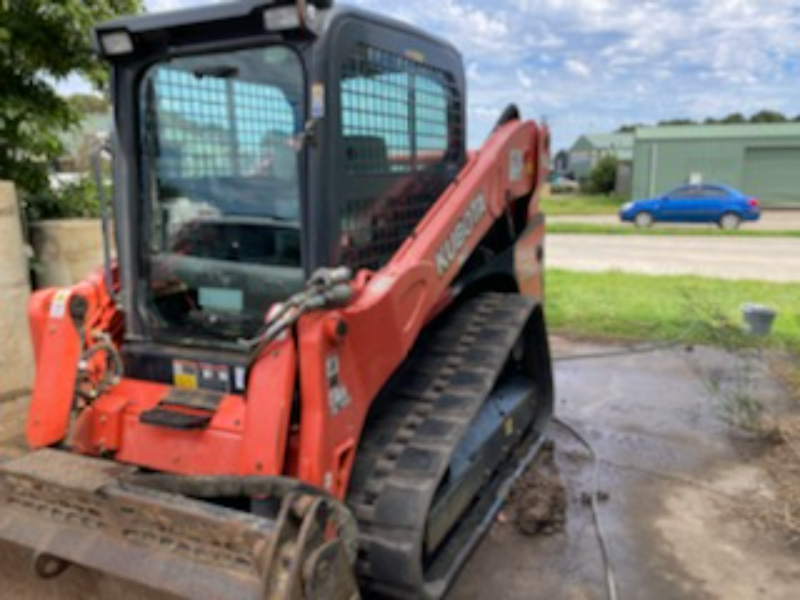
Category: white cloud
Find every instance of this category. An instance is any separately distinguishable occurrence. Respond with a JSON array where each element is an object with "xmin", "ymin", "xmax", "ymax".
[
  {"xmin": 52, "ymin": 73, "xmax": 93, "ymax": 96},
  {"xmin": 564, "ymin": 58, "xmax": 591, "ymax": 78},
  {"xmin": 55, "ymin": 0, "xmax": 800, "ymax": 151},
  {"xmin": 357, "ymin": 0, "xmax": 800, "ymax": 148},
  {"xmin": 516, "ymin": 69, "xmax": 534, "ymax": 90},
  {"xmin": 466, "ymin": 62, "xmax": 482, "ymax": 83}
]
